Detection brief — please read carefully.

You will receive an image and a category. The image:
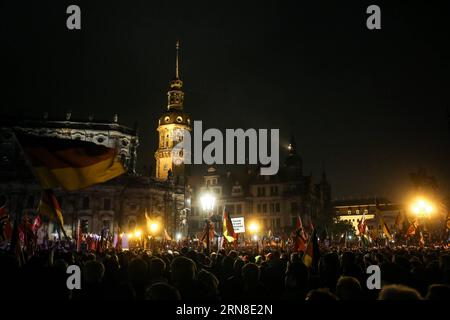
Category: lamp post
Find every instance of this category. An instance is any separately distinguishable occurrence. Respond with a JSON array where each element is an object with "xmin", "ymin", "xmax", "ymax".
[
  {"xmin": 148, "ymin": 222, "xmax": 160, "ymax": 251},
  {"xmin": 248, "ymin": 221, "xmax": 260, "ymax": 253},
  {"xmin": 410, "ymin": 197, "xmax": 434, "ymax": 244},
  {"xmin": 200, "ymin": 190, "xmax": 216, "ymax": 254}
]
